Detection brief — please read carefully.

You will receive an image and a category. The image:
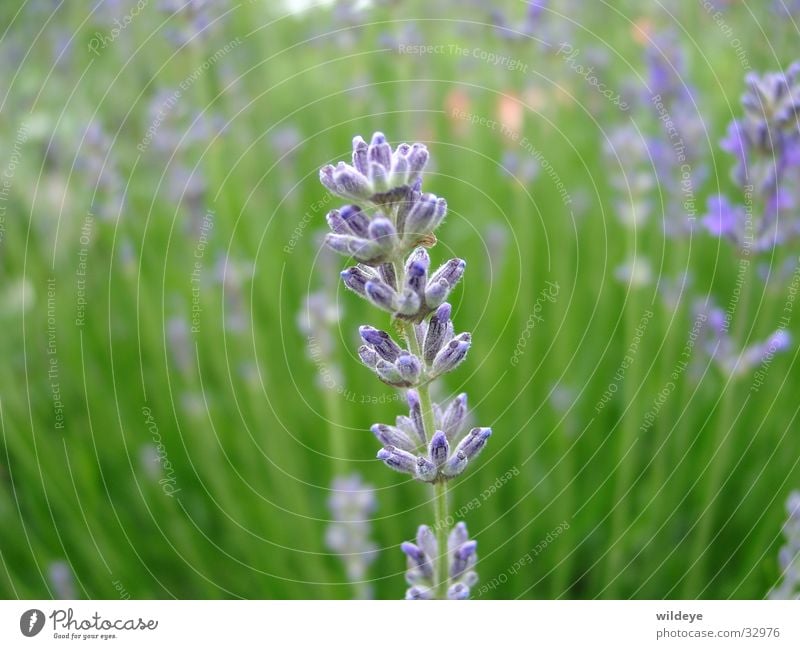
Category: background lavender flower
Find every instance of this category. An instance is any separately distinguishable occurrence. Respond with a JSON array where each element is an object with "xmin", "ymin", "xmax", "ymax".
[
  {"xmin": 159, "ymin": 0, "xmax": 218, "ymax": 46},
  {"xmin": 298, "ymin": 237, "xmax": 379, "ymax": 598},
  {"xmin": 604, "ymin": 124, "xmax": 655, "ymax": 228},
  {"xmin": 769, "ymin": 491, "xmax": 800, "ymax": 599},
  {"xmin": 48, "ymin": 561, "xmax": 76, "ymax": 599},
  {"xmin": 326, "ymin": 474, "xmax": 378, "ymax": 600},
  {"xmin": 74, "ymin": 120, "xmax": 124, "ymax": 221},
  {"xmin": 643, "ymin": 31, "xmax": 708, "ymax": 238},
  {"xmin": 703, "ymin": 61, "xmax": 800, "ymax": 251},
  {"xmin": 693, "ymin": 300, "xmax": 791, "ymax": 377}
]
